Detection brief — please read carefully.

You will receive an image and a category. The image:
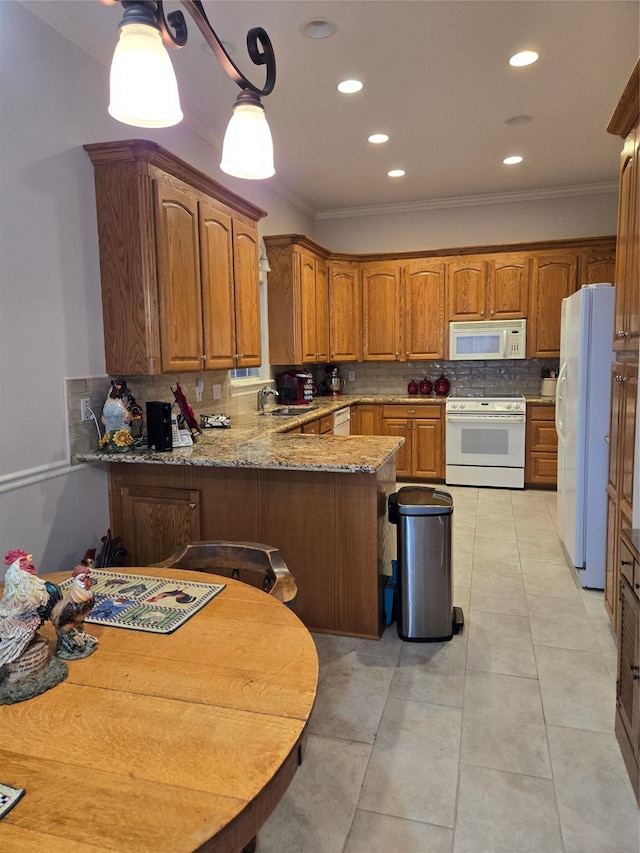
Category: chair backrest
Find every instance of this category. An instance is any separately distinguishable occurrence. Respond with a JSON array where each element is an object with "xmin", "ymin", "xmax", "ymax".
[{"xmin": 151, "ymin": 541, "xmax": 297, "ymax": 607}]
